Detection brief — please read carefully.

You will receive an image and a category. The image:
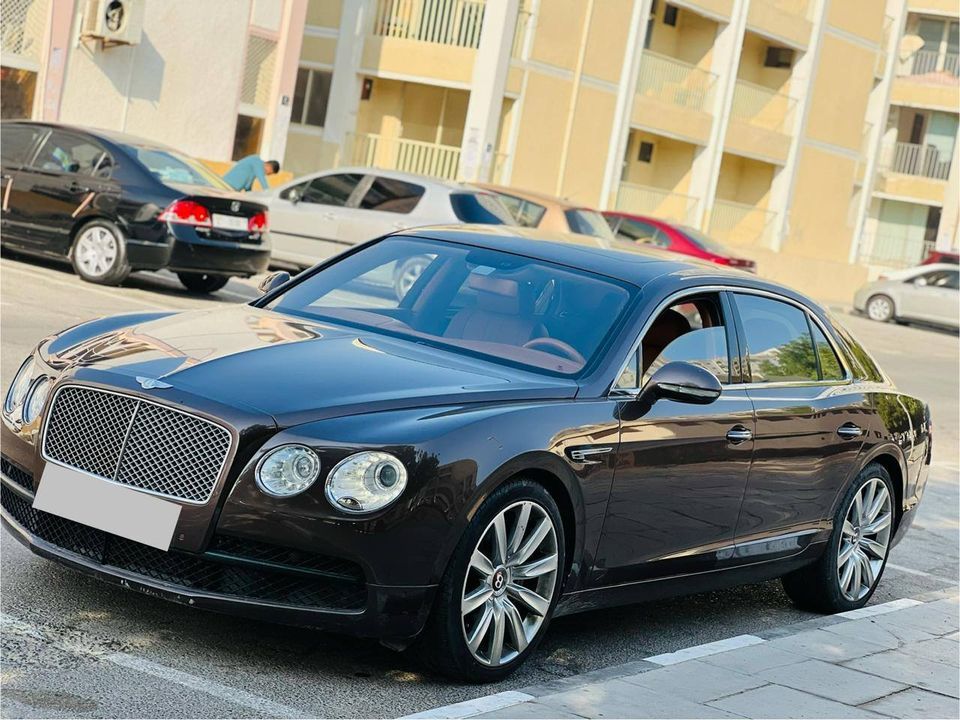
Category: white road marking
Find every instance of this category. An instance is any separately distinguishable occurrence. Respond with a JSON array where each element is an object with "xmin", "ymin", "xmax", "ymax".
[
  {"xmin": 0, "ymin": 613, "xmax": 303, "ymax": 718},
  {"xmin": 886, "ymin": 563, "xmax": 957, "ymax": 584},
  {"xmin": 643, "ymin": 634, "xmax": 766, "ymax": 666},
  {"xmin": 834, "ymin": 597, "xmax": 924, "ymax": 619},
  {"xmin": 400, "ymin": 691, "xmax": 535, "ymax": 719}
]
